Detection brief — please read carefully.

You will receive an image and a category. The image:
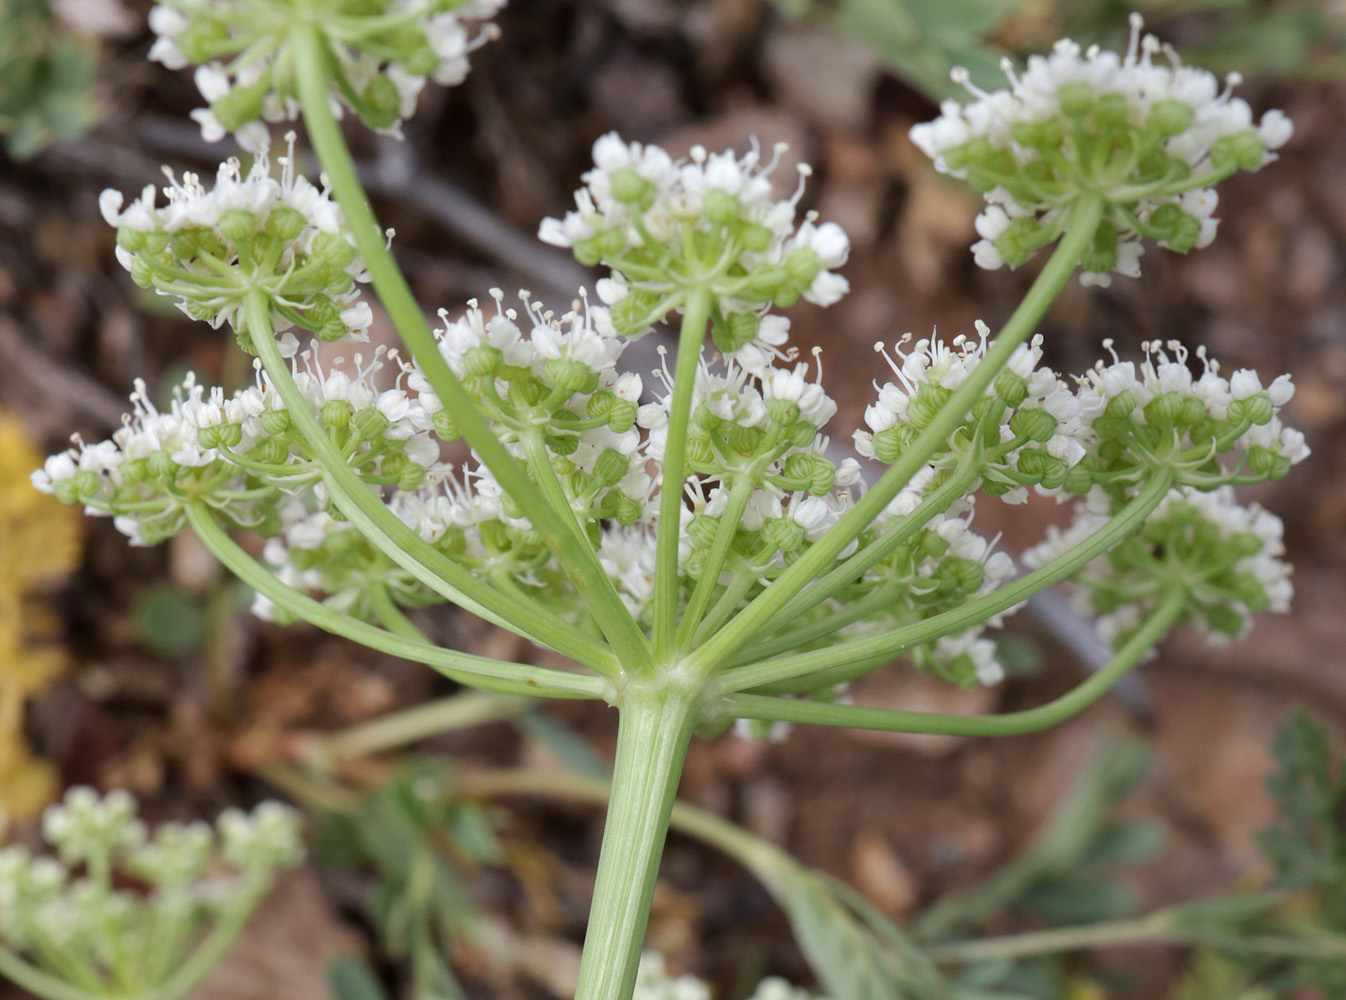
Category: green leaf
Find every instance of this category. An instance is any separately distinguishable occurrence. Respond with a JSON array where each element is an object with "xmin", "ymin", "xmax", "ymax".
[
  {"xmin": 328, "ymin": 956, "xmax": 391, "ymax": 1000},
  {"xmin": 1256, "ymin": 711, "xmax": 1345, "ymax": 892}
]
